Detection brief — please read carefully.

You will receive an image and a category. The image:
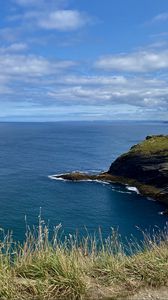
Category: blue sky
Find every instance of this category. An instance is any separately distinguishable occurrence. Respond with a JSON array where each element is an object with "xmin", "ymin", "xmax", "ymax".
[{"xmin": 0, "ymin": 0, "xmax": 168, "ymax": 121}]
